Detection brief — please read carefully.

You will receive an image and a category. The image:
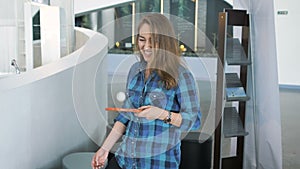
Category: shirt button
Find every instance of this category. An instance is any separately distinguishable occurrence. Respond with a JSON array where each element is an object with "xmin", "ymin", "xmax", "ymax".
[{"xmin": 131, "ymin": 141, "xmax": 134, "ymax": 144}]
